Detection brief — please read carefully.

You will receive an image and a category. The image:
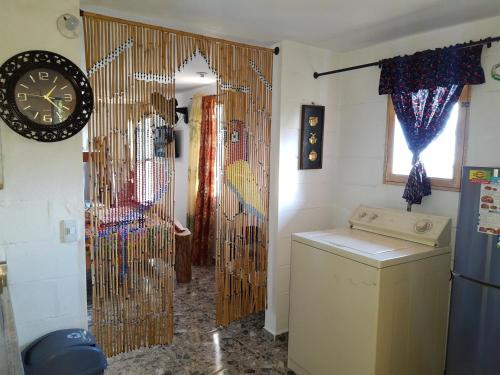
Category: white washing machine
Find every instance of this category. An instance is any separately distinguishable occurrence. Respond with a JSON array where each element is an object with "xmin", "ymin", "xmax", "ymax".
[{"xmin": 288, "ymin": 205, "xmax": 452, "ymax": 375}]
